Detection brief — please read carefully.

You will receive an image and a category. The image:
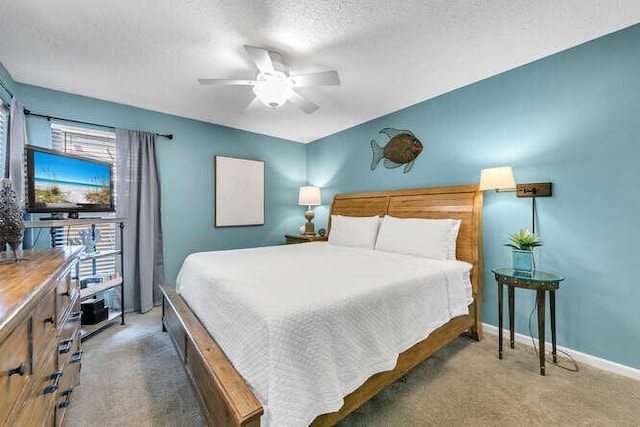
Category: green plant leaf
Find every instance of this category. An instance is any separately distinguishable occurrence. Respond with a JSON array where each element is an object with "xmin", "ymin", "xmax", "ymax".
[{"xmin": 504, "ymin": 229, "xmax": 543, "ymax": 250}]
